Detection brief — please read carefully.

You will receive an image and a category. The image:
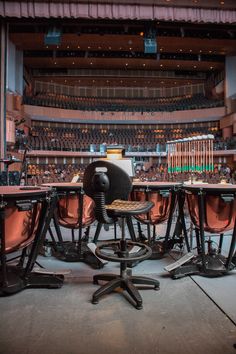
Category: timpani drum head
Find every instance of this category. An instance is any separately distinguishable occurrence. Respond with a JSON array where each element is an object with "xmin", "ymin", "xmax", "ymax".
[{"xmin": 185, "ymin": 184, "xmax": 236, "ymax": 233}]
